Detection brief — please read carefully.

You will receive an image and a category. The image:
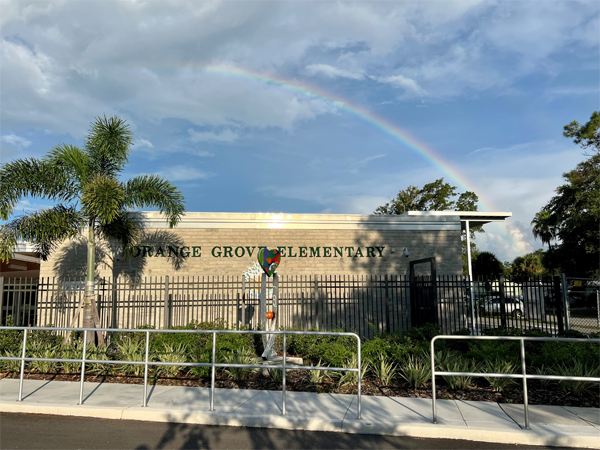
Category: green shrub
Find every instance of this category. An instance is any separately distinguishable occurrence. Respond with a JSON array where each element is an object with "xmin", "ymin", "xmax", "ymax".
[
  {"xmin": 267, "ymin": 368, "xmax": 283, "ymax": 383},
  {"xmin": 402, "ymin": 324, "xmax": 442, "ymax": 342},
  {"xmin": 114, "ymin": 337, "xmax": 145, "ymax": 376},
  {"xmin": 87, "ymin": 345, "xmax": 111, "ymax": 374},
  {"xmin": 307, "ymin": 359, "xmax": 328, "ymax": 384},
  {"xmin": 0, "ymin": 317, "xmax": 23, "ymax": 354},
  {"xmin": 61, "ymin": 344, "xmax": 83, "ymax": 374},
  {"xmin": 30, "ymin": 344, "xmax": 58, "ymax": 373},
  {"xmin": 1, "ymin": 350, "xmax": 22, "ymax": 373}
]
